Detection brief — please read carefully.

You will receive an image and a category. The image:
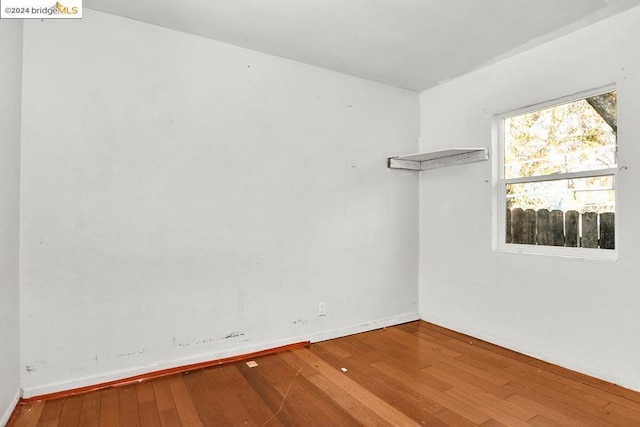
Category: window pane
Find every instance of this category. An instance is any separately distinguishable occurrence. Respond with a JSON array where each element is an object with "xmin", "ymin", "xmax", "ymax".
[
  {"xmin": 506, "ymin": 176, "xmax": 615, "ymax": 212},
  {"xmin": 504, "ymin": 92, "xmax": 617, "ymax": 179},
  {"xmin": 506, "ymin": 177, "xmax": 615, "ymax": 249}
]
